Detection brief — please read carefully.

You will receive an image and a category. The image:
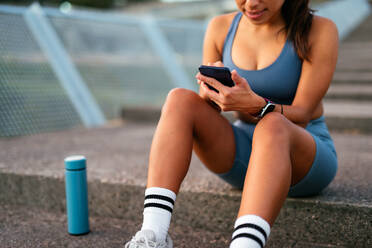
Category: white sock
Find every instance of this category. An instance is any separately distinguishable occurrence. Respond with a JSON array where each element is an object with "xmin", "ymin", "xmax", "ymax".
[
  {"xmin": 141, "ymin": 187, "xmax": 176, "ymax": 242},
  {"xmin": 230, "ymin": 215, "xmax": 271, "ymax": 248}
]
